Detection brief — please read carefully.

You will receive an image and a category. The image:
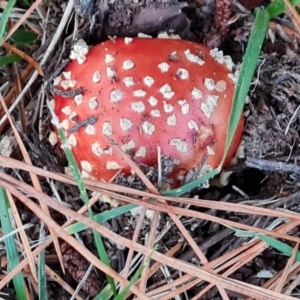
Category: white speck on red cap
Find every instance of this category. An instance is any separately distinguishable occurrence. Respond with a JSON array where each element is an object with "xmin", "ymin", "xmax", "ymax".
[
  {"xmin": 148, "ymin": 96, "xmax": 158, "ymax": 106},
  {"xmin": 105, "ymin": 54, "xmax": 114, "ymax": 63},
  {"xmin": 204, "ymin": 78, "xmax": 215, "ymax": 91},
  {"xmin": 135, "ymin": 146, "xmax": 146, "ymax": 157},
  {"xmin": 188, "ymin": 120, "xmax": 199, "ymax": 131},
  {"xmin": 123, "ymin": 77, "xmax": 135, "ymax": 87},
  {"xmin": 103, "ymin": 121, "xmax": 113, "ymax": 136},
  {"xmin": 151, "ymin": 109, "xmax": 161, "ymax": 117},
  {"xmin": 176, "ymin": 68, "xmax": 189, "ymax": 80},
  {"xmin": 68, "ymin": 134, "xmax": 77, "ymax": 146},
  {"xmin": 120, "ymin": 118, "xmax": 133, "ymax": 131},
  {"xmin": 200, "ymin": 102, "xmax": 212, "ymax": 118},
  {"xmin": 69, "ymin": 39, "xmax": 89, "ymax": 64},
  {"xmin": 133, "ymin": 90, "xmax": 146, "ymax": 97},
  {"xmin": 124, "ymin": 37, "xmax": 133, "ymax": 44},
  {"xmin": 106, "ymin": 67, "xmax": 116, "ymax": 78},
  {"xmin": 228, "ymin": 70, "xmax": 239, "ymax": 85},
  {"xmin": 131, "ymin": 101, "xmax": 145, "ymax": 113},
  {"xmin": 170, "ymin": 138, "xmax": 189, "ymax": 153},
  {"xmin": 178, "ymin": 100, "xmax": 189, "ymax": 114},
  {"xmin": 63, "ymin": 71, "xmax": 72, "ymax": 79},
  {"xmin": 143, "ymin": 76, "xmax": 155, "ymax": 87},
  {"xmin": 81, "ymin": 170, "xmax": 91, "ymax": 179},
  {"xmin": 121, "ymin": 140, "xmax": 136, "ymax": 152},
  {"xmin": 122, "ymin": 60, "xmax": 135, "ymax": 70},
  {"xmin": 106, "ymin": 161, "xmax": 122, "ymax": 170},
  {"xmin": 85, "ymin": 124, "xmax": 96, "ymax": 135},
  {"xmin": 92, "ymin": 71, "xmax": 101, "ymax": 83},
  {"xmin": 209, "ymin": 48, "xmax": 224, "ymax": 64},
  {"xmin": 207, "ymin": 95, "xmax": 219, "ymax": 106},
  {"xmin": 88, "ymin": 97, "xmax": 98, "ymax": 110},
  {"xmin": 184, "ymin": 49, "xmax": 204, "ymax": 65},
  {"xmin": 158, "ymin": 62, "xmax": 170, "ymax": 73},
  {"xmin": 206, "ymin": 146, "xmax": 215, "ymax": 155},
  {"xmin": 191, "ymin": 87, "xmax": 203, "ymax": 99},
  {"xmin": 91, "ymin": 142, "xmax": 103, "ymax": 156},
  {"xmin": 61, "ymin": 119, "xmax": 69, "ymax": 130},
  {"xmin": 200, "ymin": 95, "xmax": 219, "ymax": 118},
  {"xmin": 167, "ymin": 114, "xmax": 177, "ymax": 126},
  {"xmin": 141, "ymin": 121, "xmax": 155, "ymax": 135},
  {"xmin": 163, "ymin": 101, "xmax": 174, "ymax": 113},
  {"xmin": 159, "ymin": 84, "xmax": 175, "ymax": 99},
  {"xmin": 81, "ymin": 160, "xmax": 93, "ymax": 172},
  {"xmin": 74, "ymin": 94, "xmax": 83, "ymax": 105},
  {"xmin": 223, "ymin": 55, "xmax": 235, "ymax": 71},
  {"xmin": 61, "ymin": 79, "xmax": 77, "ymax": 90},
  {"xmin": 110, "ymin": 89, "xmax": 123, "ymax": 103}
]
